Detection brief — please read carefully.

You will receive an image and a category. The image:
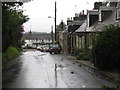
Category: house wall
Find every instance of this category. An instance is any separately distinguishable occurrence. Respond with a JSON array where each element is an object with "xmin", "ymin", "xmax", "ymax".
[
  {"xmin": 76, "ymin": 35, "xmax": 79, "ymax": 48},
  {"xmin": 62, "ymin": 33, "xmax": 68, "ymax": 54},
  {"xmin": 24, "ymin": 39, "xmax": 52, "ymax": 48},
  {"xmin": 72, "ymin": 33, "xmax": 77, "ymax": 49},
  {"xmin": 76, "ymin": 35, "xmax": 84, "ymax": 50},
  {"xmin": 76, "ymin": 32, "xmax": 95, "ymax": 50},
  {"xmin": 23, "ymin": 33, "xmax": 53, "ymax": 47},
  {"xmin": 59, "ymin": 31, "xmax": 63, "ymax": 49}
]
